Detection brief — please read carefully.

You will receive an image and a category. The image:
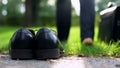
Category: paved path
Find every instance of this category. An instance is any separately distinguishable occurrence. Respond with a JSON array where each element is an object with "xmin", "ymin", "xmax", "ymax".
[{"xmin": 0, "ymin": 55, "xmax": 120, "ymax": 68}]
